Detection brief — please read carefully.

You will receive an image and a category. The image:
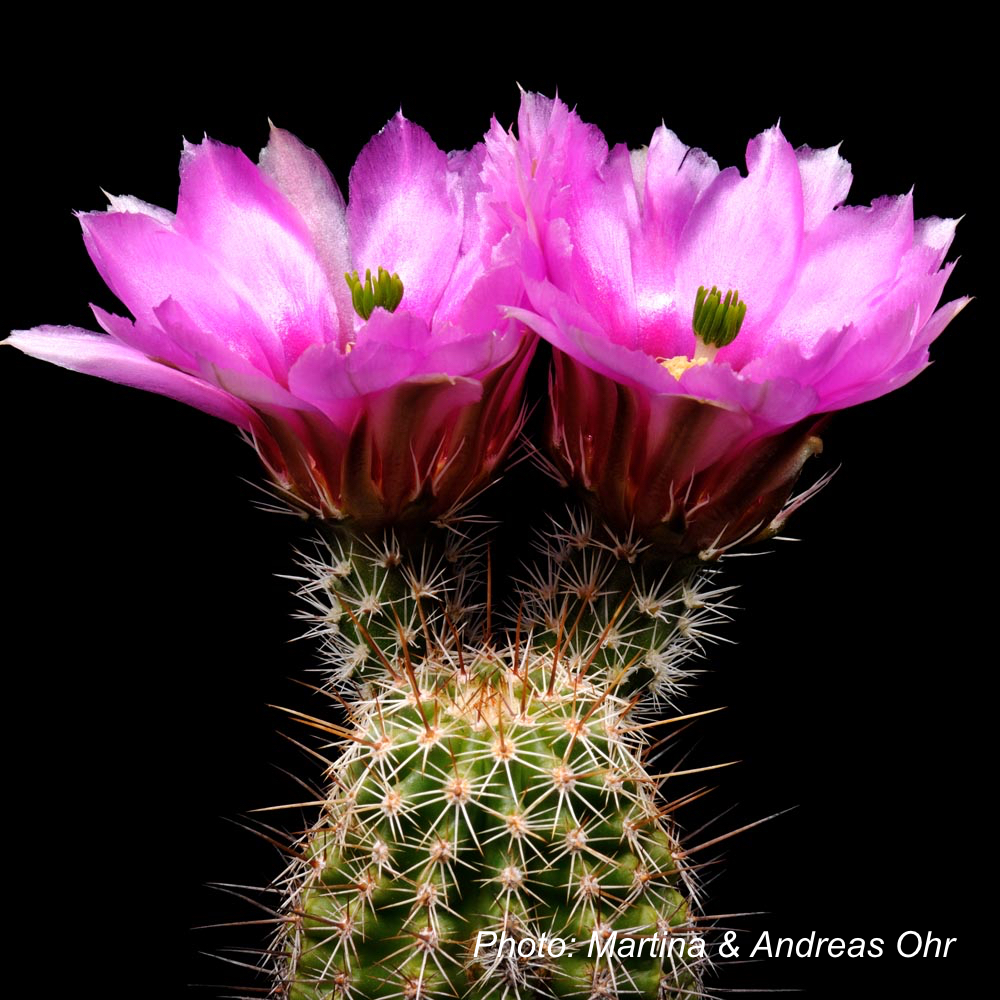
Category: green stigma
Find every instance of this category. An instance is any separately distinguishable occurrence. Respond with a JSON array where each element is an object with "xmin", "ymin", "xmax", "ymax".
[
  {"xmin": 692, "ymin": 285, "xmax": 746, "ymax": 349},
  {"xmin": 344, "ymin": 267, "xmax": 404, "ymax": 320}
]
